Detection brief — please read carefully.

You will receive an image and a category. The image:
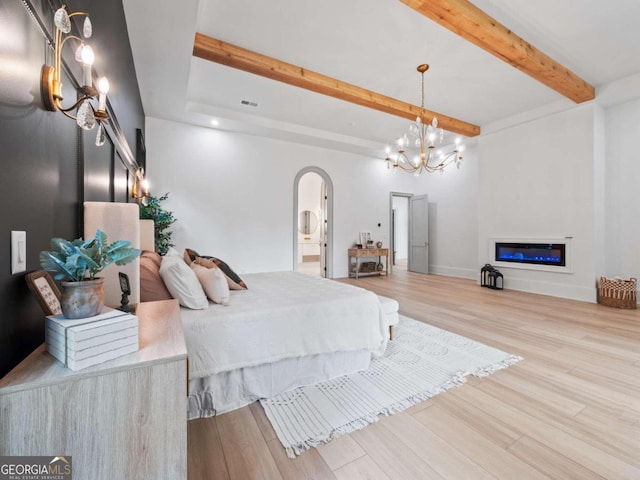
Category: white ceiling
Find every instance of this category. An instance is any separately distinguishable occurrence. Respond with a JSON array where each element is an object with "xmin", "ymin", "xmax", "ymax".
[{"xmin": 123, "ymin": 0, "xmax": 640, "ymax": 157}]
